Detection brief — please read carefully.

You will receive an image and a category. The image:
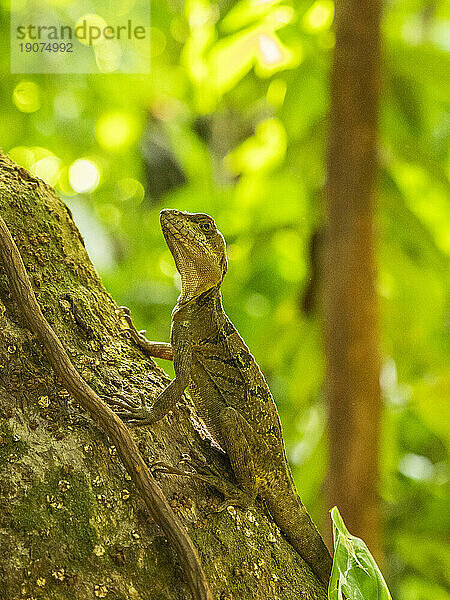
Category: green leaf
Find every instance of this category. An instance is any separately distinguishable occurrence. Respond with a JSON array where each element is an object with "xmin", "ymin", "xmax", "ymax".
[{"xmin": 329, "ymin": 507, "xmax": 393, "ymax": 600}]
